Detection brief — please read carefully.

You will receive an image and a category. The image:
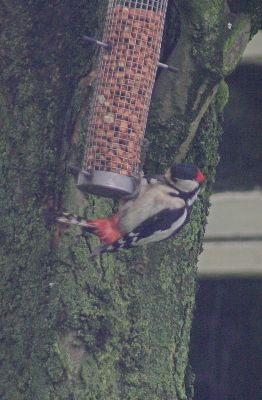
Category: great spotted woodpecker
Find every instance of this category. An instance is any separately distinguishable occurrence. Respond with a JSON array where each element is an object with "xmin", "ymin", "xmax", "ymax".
[{"xmin": 57, "ymin": 163, "xmax": 204, "ymax": 257}]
